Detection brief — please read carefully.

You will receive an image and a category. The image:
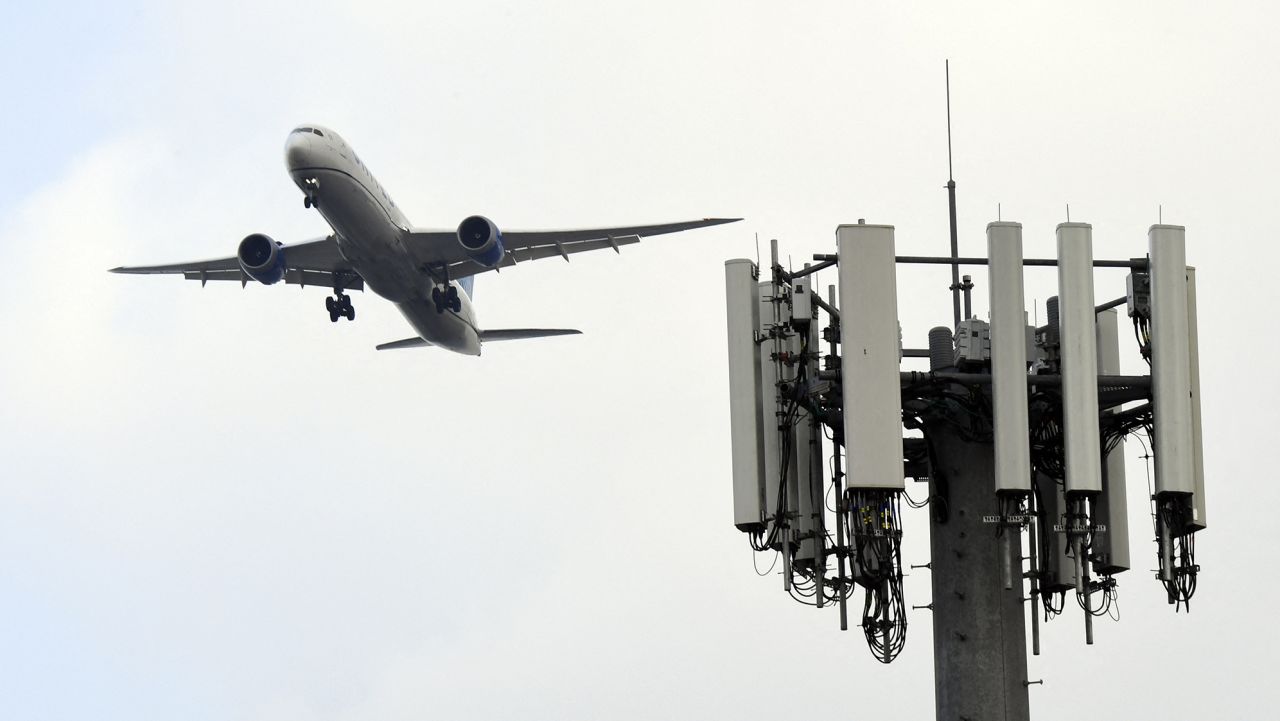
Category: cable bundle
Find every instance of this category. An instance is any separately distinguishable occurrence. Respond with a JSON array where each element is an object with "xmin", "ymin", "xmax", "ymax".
[{"xmin": 846, "ymin": 489, "xmax": 908, "ymax": 663}]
